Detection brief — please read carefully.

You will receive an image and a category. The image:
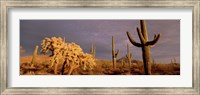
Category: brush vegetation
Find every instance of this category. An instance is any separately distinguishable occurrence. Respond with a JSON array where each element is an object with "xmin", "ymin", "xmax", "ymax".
[{"xmin": 20, "ymin": 56, "xmax": 180, "ymax": 75}]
